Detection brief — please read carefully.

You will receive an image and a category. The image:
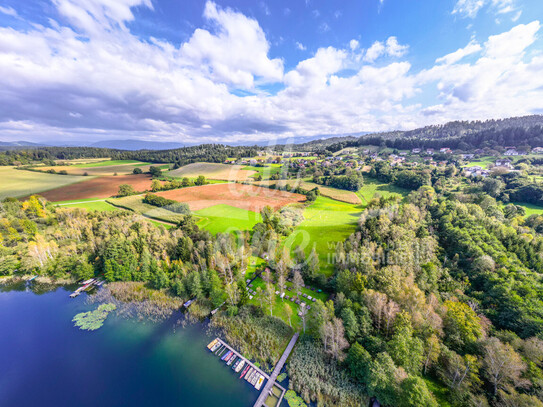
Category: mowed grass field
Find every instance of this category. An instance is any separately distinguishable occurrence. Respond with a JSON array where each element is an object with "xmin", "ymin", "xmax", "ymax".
[
  {"xmin": 168, "ymin": 162, "xmax": 257, "ymax": 181},
  {"xmin": 357, "ymin": 176, "xmax": 408, "ymax": 204},
  {"xmin": 194, "ymin": 204, "xmax": 262, "ymax": 234},
  {"xmin": 37, "ymin": 160, "xmax": 168, "ymax": 176},
  {"xmin": 242, "ymin": 164, "xmax": 283, "ymax": 179},
  {"xmin": 0, "ymin": 166, "xmax": 89, "ymax": 199},
  {"xmin": 254, "ymin": 180, "xmax": 361, "ymax": 204},
  {"xmin": 284, "ymin": 196, "xmax": 362, "ymax": 276}
]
